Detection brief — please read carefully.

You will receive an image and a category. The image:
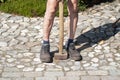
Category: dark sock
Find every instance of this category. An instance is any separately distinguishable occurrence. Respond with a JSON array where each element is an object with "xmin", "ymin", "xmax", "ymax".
[
  {"xmin": 43, "ymin": 40, "xmax": 49, "ymax": 44},
  {"xmin": 68, "ymin": 39, "xmax": 73, "ymax": 44},
  {"xmin": 66, "ymin": 39, "xmax": 73, "ymax": 49}
]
